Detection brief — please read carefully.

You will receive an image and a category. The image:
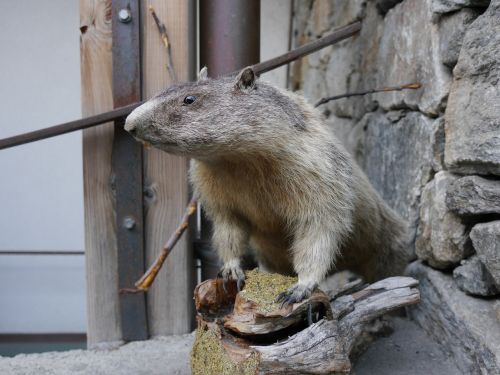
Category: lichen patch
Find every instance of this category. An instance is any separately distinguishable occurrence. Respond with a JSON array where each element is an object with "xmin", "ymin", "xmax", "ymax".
[
  {"xmin": 239, "ymin": 269, "xmax": 297, "ymax": 313},
  {"xmin": 190, "ymin": 325, "xmax": 259, "ymax": 375}
]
